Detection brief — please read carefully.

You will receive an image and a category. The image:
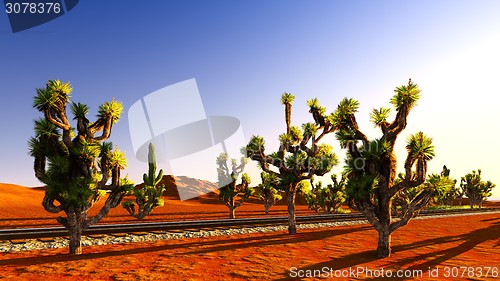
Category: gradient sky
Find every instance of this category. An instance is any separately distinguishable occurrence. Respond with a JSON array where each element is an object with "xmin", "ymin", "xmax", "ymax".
[{"xmin": 1, "ymin": 0, "xmax": 499, "ymax": 198}]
